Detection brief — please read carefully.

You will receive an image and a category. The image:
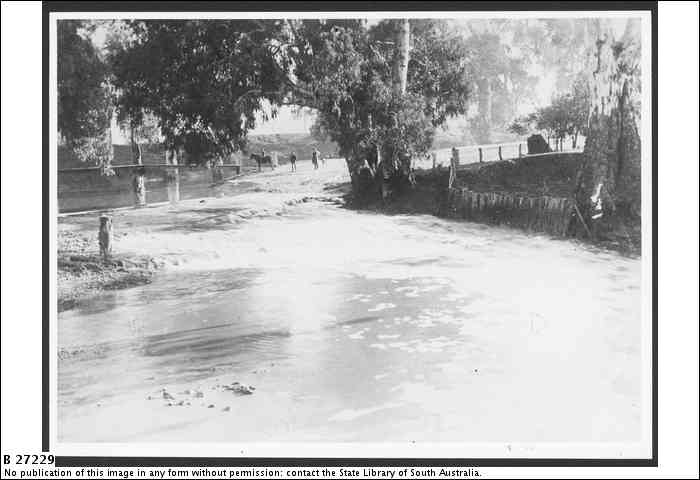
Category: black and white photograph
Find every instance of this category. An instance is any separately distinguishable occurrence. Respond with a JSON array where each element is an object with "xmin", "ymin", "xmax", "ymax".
[
  {"xmin": 2, "ymin": 1, "xmax": 699, "ymax": 477},
  {"xmin": 50, "ymin": 9, "xmax": 654, "ymax": 455}
]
